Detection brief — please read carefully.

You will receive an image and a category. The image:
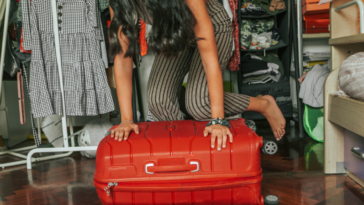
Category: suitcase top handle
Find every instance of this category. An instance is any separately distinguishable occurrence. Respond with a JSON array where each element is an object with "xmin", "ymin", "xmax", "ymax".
[{"xmin": 145, "ymin": 161, "xmax": 199, "ymax": 174}]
